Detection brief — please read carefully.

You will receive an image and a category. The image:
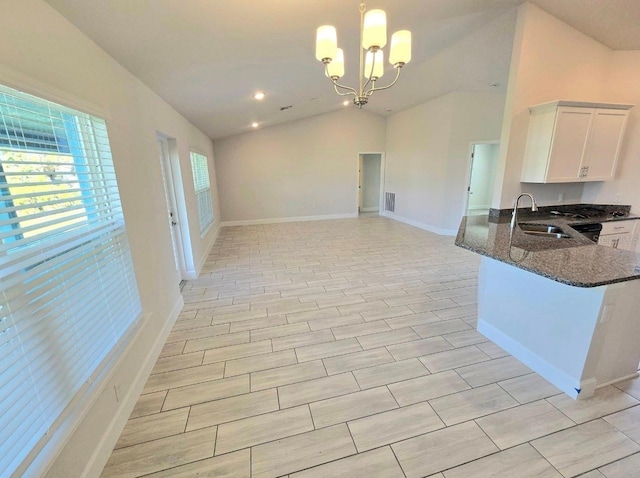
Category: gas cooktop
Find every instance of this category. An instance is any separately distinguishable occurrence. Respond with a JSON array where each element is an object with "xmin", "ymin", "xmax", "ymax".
[{"xmin": 549, "ymin": 206, "xmax": 627, "ymax": 220}]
